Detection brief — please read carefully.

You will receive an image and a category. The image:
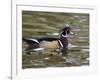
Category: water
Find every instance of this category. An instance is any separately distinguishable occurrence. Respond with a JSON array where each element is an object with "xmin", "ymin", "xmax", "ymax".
[{"xmin": 22, "ymin": 11, "xmax": 89, "ymax": 69}]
